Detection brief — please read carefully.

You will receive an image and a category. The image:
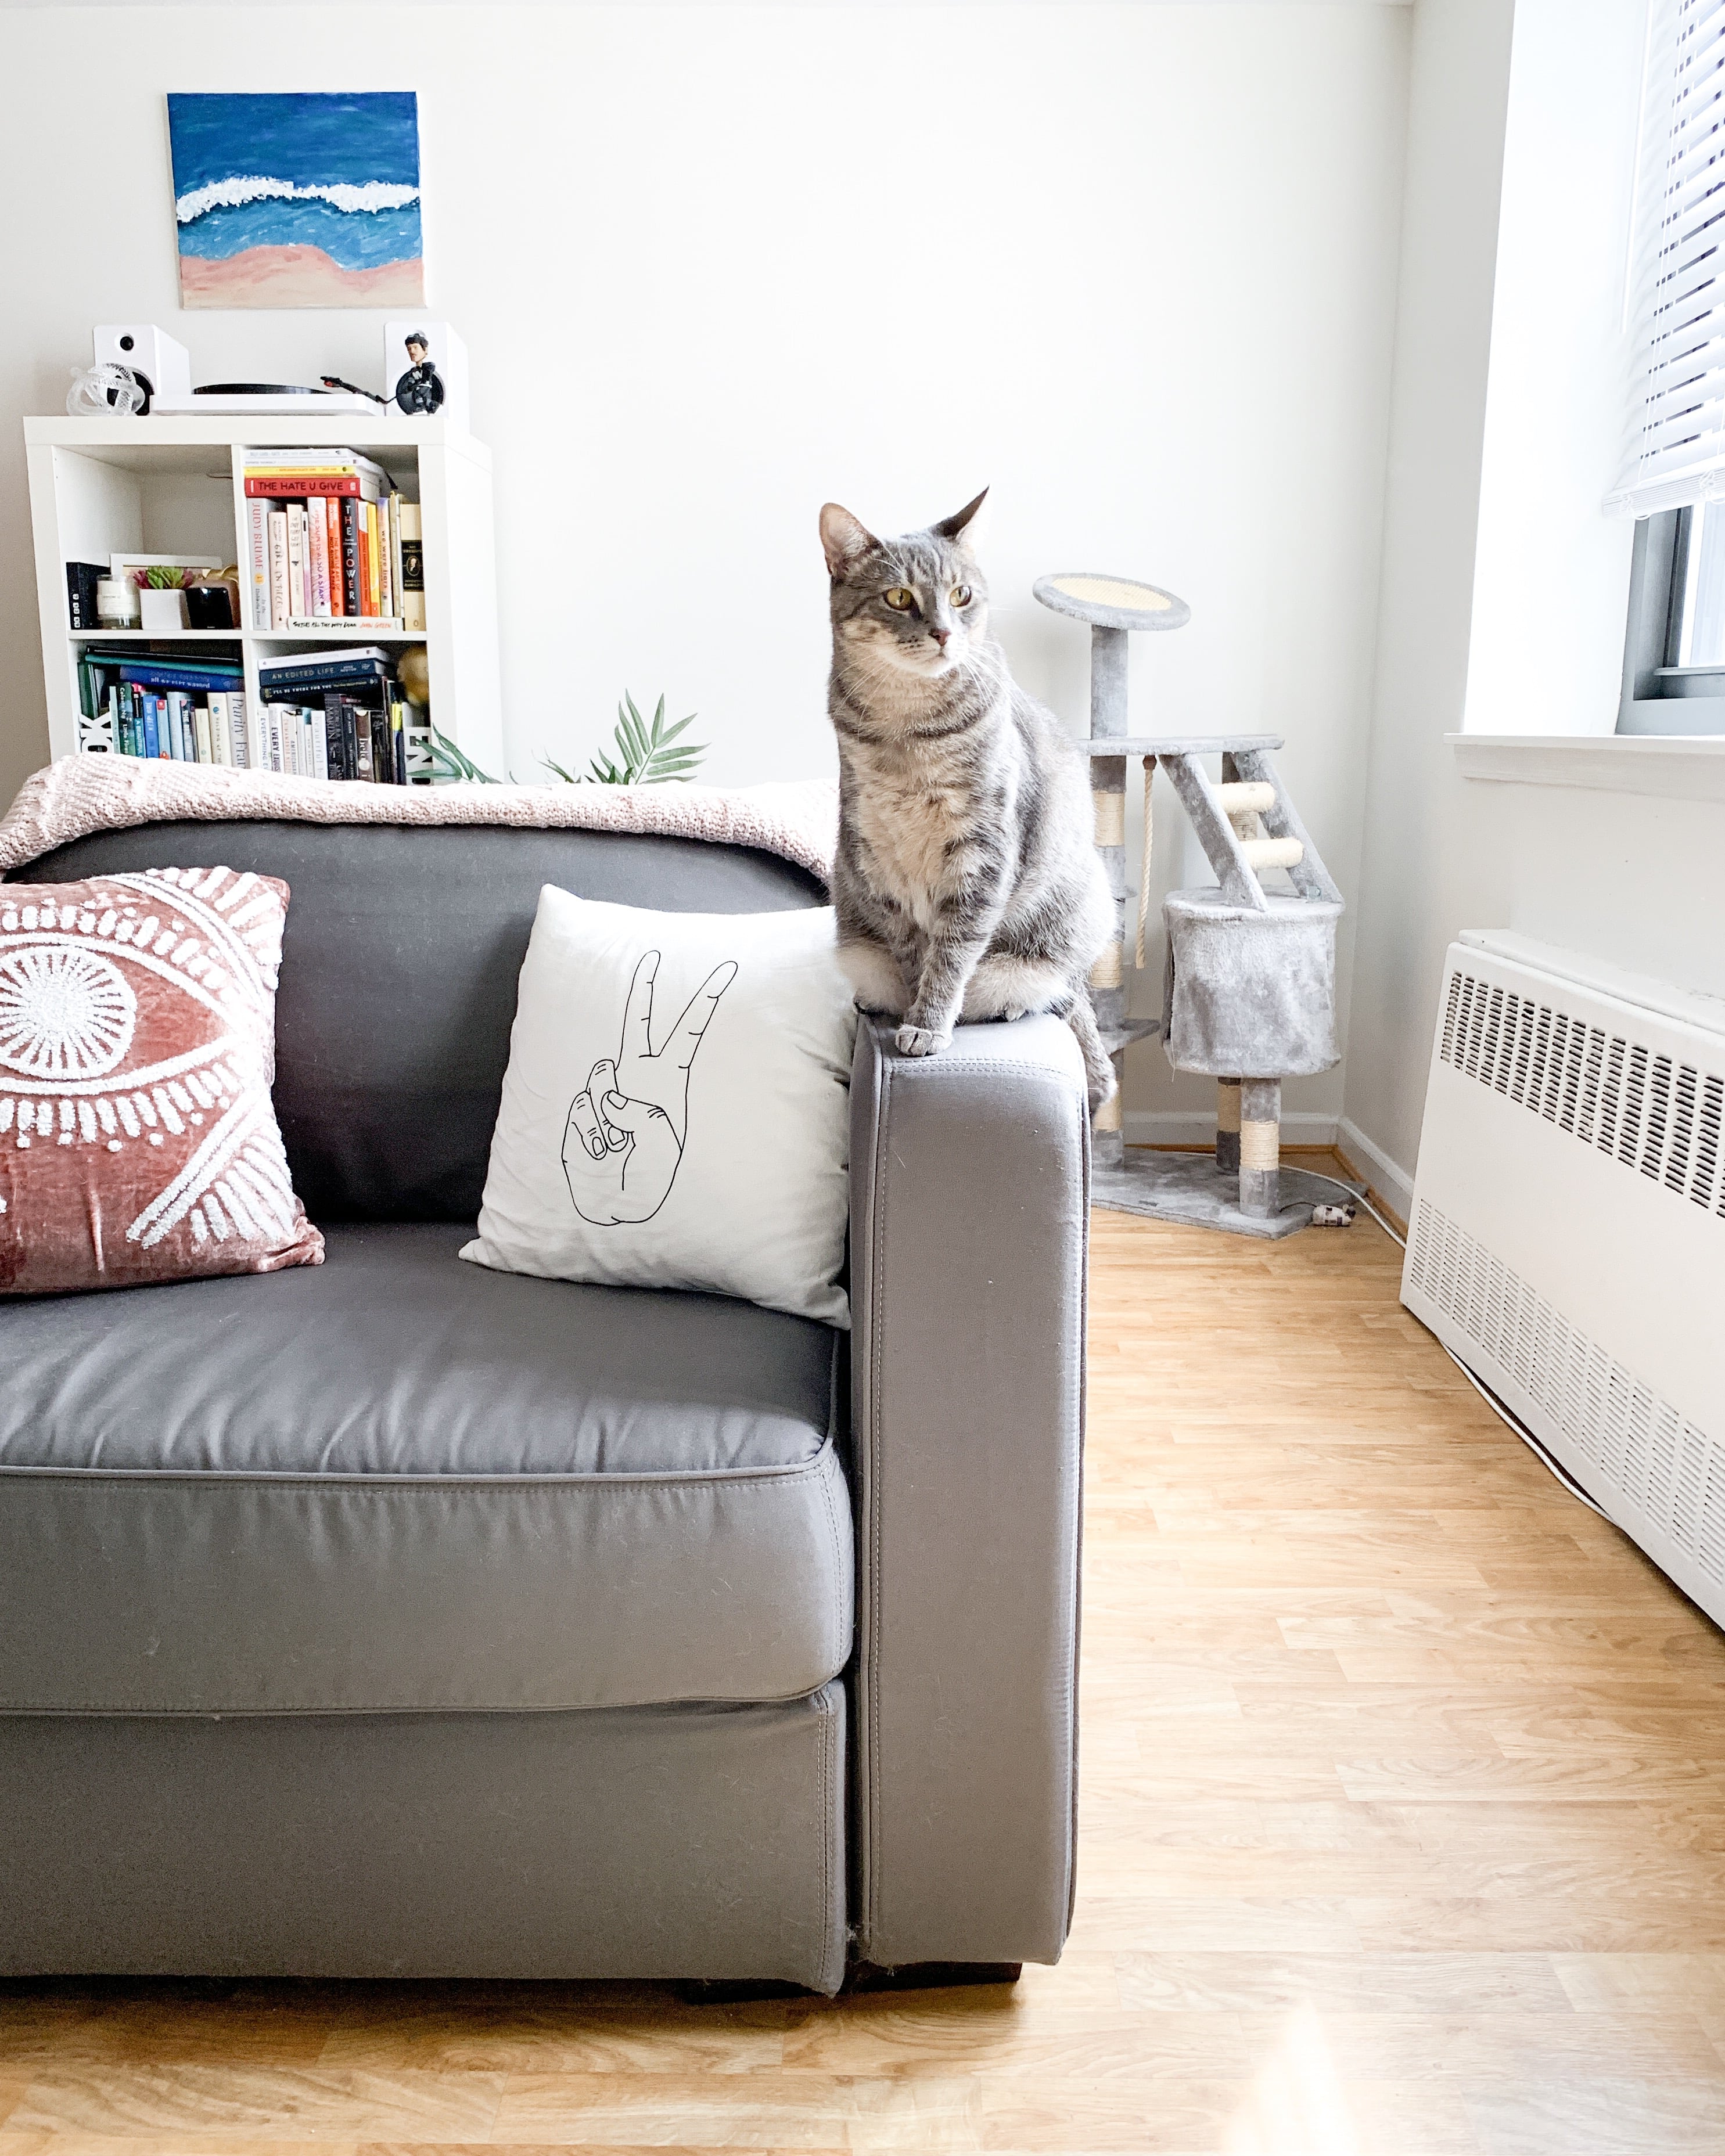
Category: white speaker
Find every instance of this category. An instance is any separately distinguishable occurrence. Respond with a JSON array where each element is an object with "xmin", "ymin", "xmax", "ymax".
[{"xmin": 92, "ymin": 326, "xmax": 191, "ymax": 411}]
